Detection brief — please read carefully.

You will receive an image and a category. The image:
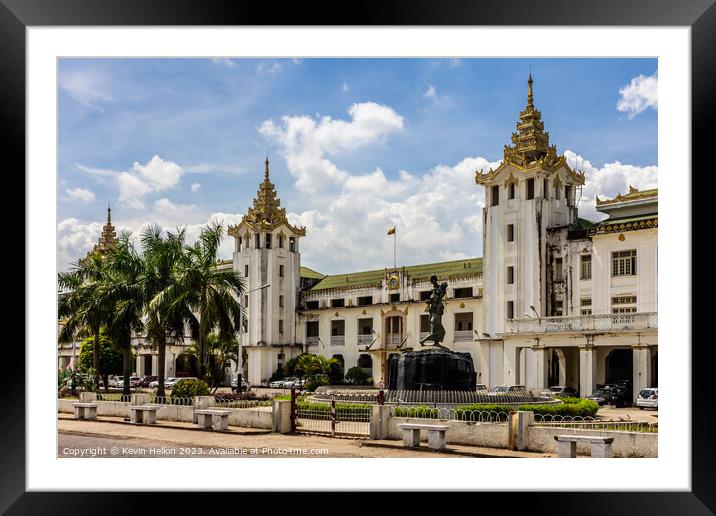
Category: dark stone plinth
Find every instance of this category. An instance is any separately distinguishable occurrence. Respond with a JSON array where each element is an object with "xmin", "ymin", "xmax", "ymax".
[{"xmin": 387, "ymin": 346, "xmax": 476, "ymax": 391}]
